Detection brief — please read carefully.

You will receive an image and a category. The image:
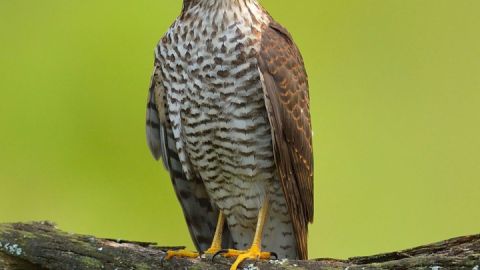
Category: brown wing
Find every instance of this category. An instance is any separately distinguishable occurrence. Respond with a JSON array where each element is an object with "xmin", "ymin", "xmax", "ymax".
[{"xmin": 257, "ymin": 20, "xmax": 313, "ymax": 259}]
